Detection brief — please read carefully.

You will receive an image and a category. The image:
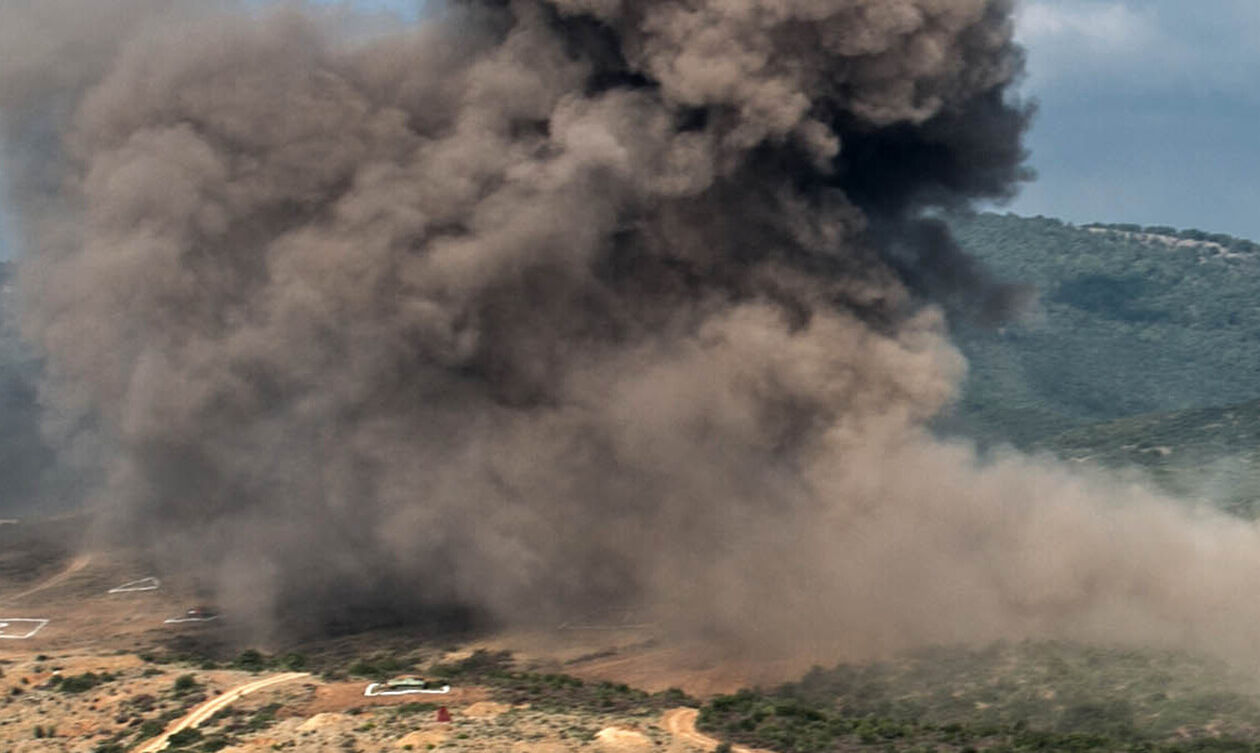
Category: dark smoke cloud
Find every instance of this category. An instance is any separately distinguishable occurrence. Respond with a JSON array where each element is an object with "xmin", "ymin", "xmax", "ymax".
[{"xmin": 5, "ymin": 0, "xmax": 1260, "ymax": 661}]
